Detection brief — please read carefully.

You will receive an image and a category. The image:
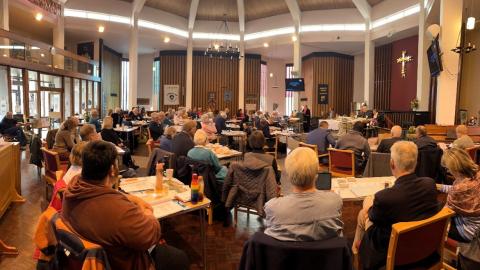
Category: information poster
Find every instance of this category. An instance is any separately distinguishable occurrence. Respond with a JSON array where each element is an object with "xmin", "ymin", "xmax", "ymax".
[
  {"xmin": 318, "ymin": 84, "xmax": 328, "ymax": 104},
  {"xmin": 164, "ymin": 85, "xmax": 180, "ymax": 105}
]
